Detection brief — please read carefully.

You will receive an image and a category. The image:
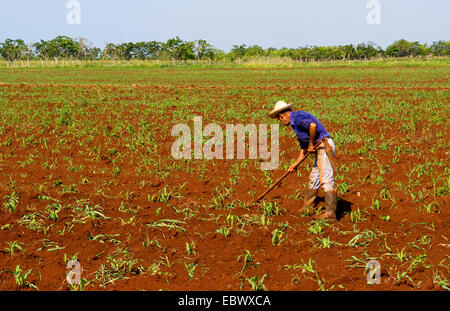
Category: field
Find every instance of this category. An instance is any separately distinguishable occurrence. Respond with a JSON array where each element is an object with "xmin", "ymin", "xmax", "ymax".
[{"xmin": 0, "ymin": 59, "xmax": 449, "ymax": 291}]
